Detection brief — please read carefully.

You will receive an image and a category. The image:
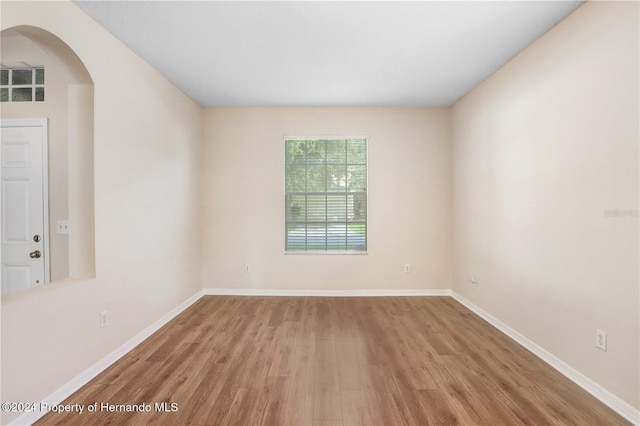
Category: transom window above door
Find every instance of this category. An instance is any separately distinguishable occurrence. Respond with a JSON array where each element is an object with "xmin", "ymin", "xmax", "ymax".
[
  {"xmin": 285, "ymin": 138, "xmax": 367, "ymax": 253},
  {"xmin": 1, "ymin": 68, "xmax": 45, "ymax": 102}
]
